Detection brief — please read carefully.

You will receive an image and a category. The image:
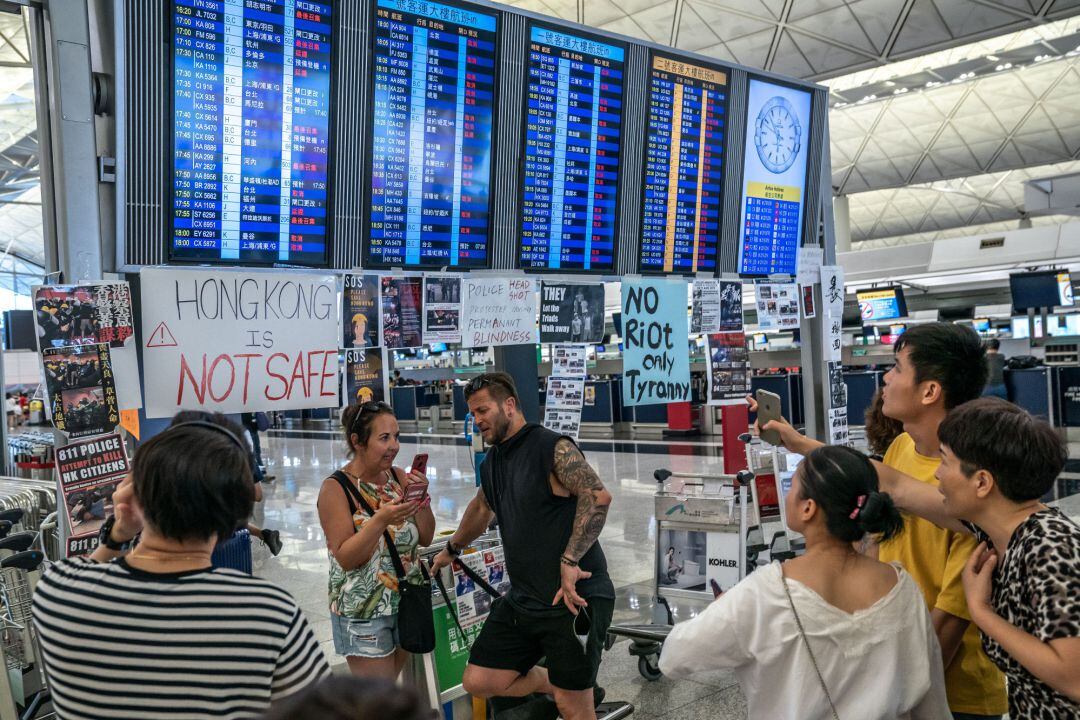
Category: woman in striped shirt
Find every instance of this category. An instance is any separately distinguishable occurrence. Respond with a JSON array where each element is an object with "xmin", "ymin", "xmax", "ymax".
[{"xmin": 32, "ymin": 419, "xmax": 330, "ymax": 720}]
